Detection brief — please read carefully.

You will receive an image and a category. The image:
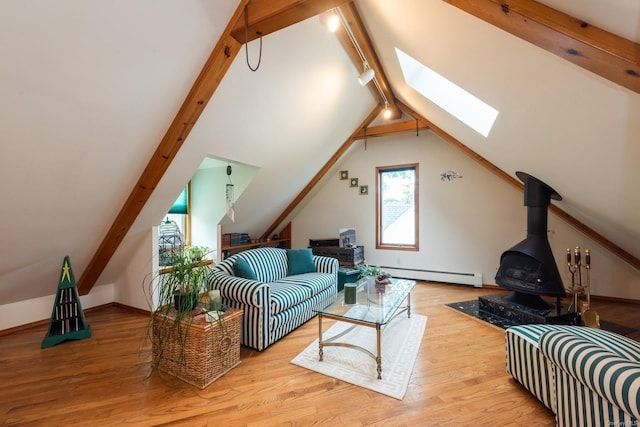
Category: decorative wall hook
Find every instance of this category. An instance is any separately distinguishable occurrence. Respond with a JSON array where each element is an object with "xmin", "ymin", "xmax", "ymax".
[{"xmin": 440, "ymin": 171, "xmax": 463, "ymax": 181}]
